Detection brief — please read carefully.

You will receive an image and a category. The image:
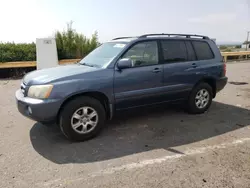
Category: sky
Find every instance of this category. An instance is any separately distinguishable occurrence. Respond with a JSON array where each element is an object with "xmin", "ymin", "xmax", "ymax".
[{"xmin": 0, "ymin": 0, "xmax": 250, "ymax": 44}]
